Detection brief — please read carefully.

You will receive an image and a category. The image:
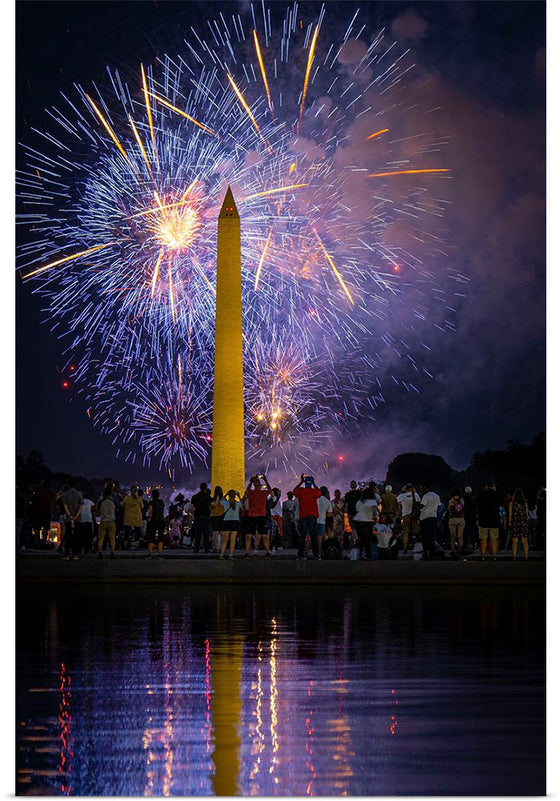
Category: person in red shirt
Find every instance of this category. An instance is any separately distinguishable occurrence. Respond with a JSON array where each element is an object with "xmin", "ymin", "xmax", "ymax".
[
  {"xmin": 244, "ymin": 475, "xmax": 272, "ymax": 558},
  {"xmin": 293, "ymin": 474, "xmax": 322, "ymax": 560}
]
